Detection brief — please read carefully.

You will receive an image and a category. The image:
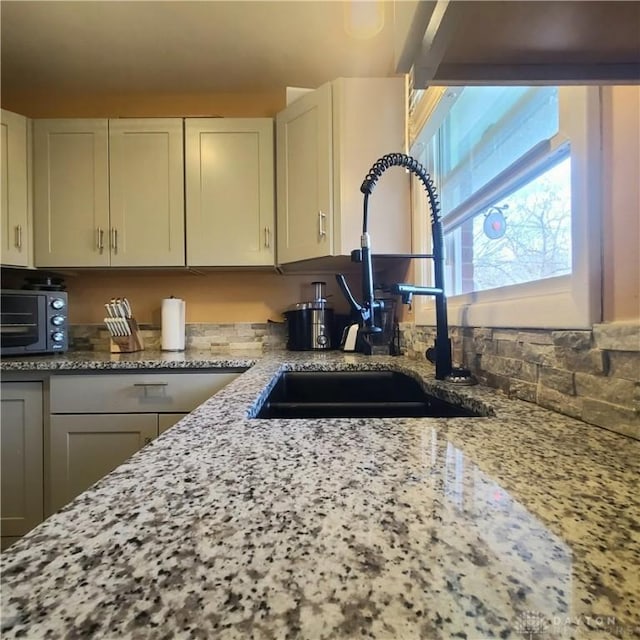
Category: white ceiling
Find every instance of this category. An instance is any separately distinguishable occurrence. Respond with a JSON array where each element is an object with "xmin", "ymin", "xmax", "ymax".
[
  {"xmin": 0, "ymin": 1, "xmax": 405, "ymax": 93},
  {"xmin": 1, "ymin": 0, "xmax": 638, "ymax": 95}
]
